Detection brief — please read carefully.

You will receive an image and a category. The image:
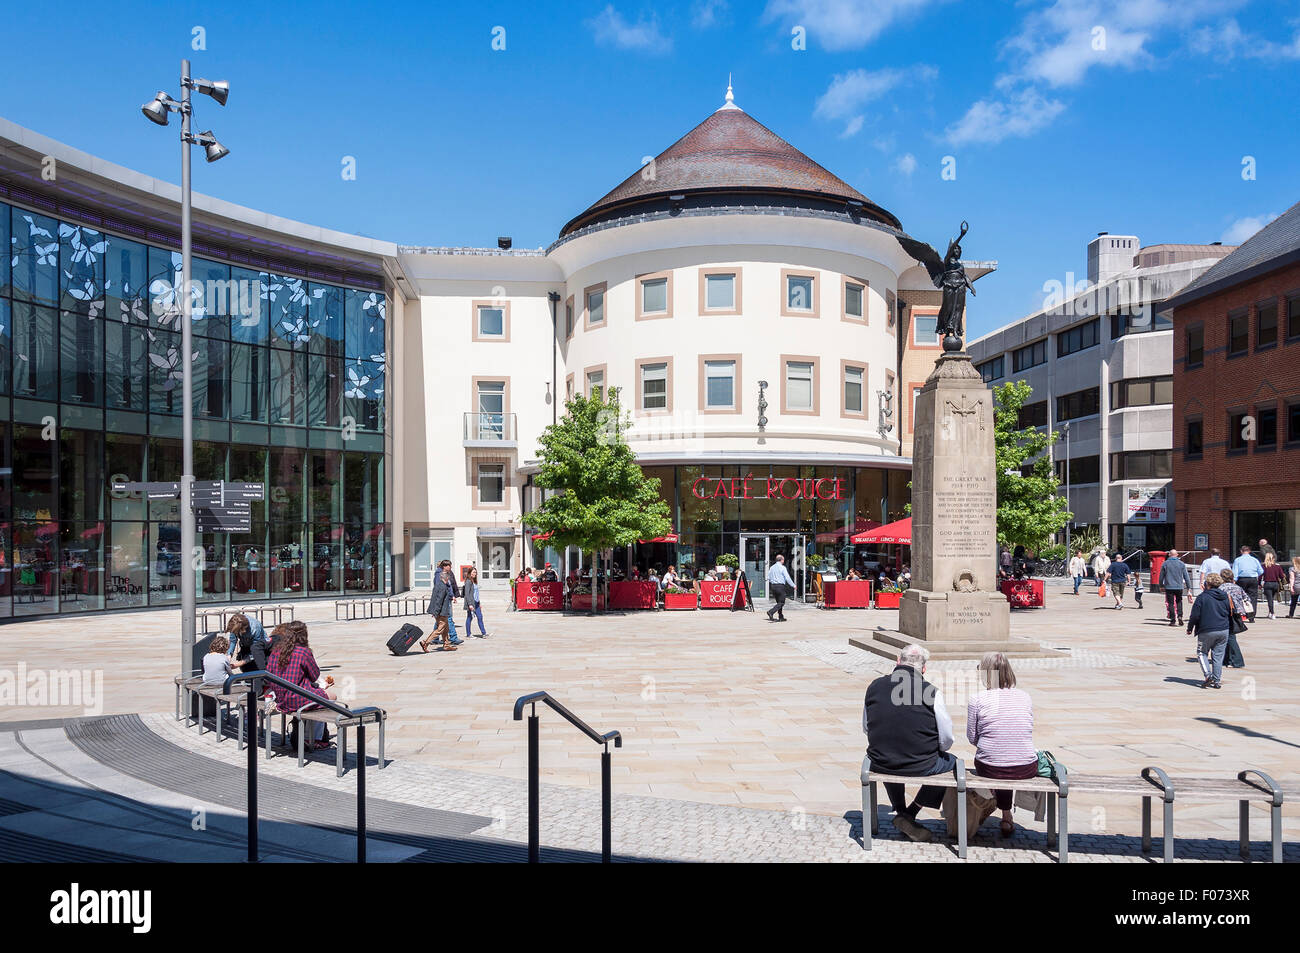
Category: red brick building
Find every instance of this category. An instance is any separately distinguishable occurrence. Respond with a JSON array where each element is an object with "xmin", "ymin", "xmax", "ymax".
[{"xmin": 1166, "ymin": 199, "xmax": 1300, "ymax": 561}]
